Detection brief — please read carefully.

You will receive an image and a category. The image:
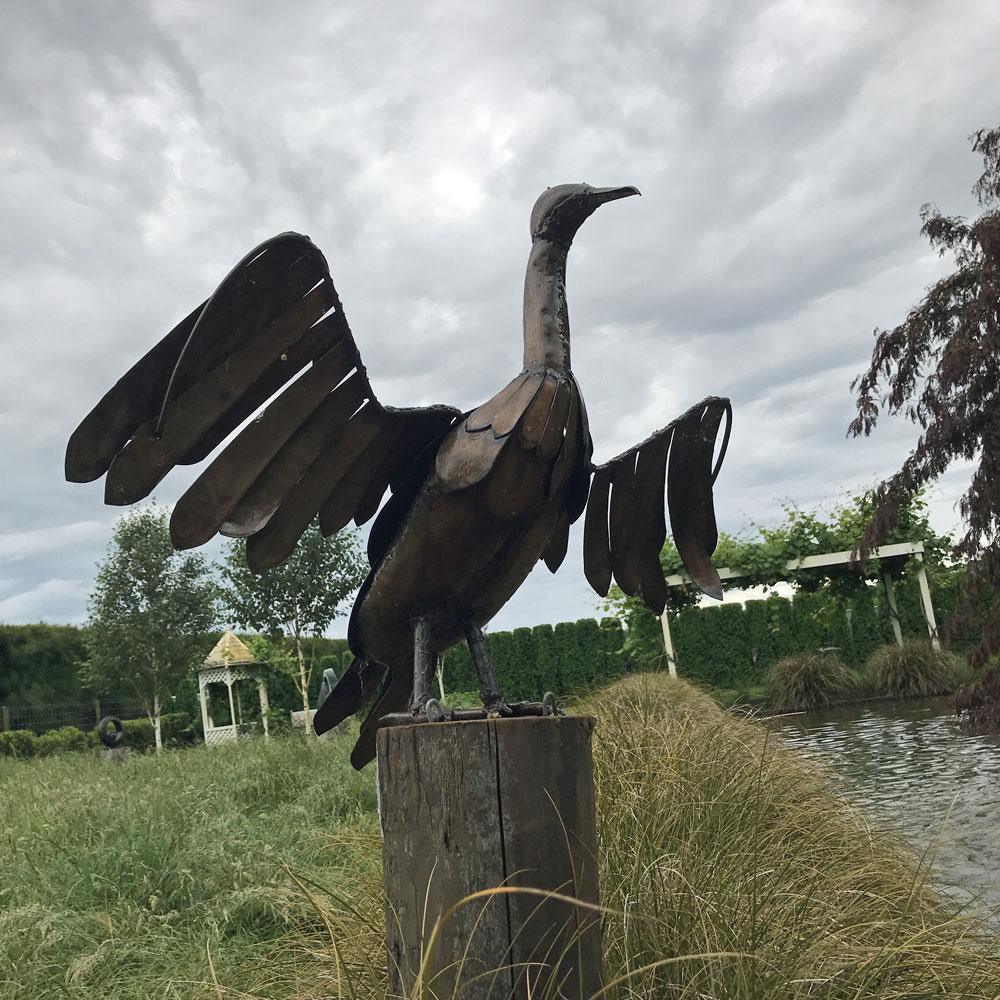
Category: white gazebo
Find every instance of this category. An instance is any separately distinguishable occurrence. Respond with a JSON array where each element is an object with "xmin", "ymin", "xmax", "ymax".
[{"xmin": 197, "ymin": 632, "xmax": 270, "ymax": 747}]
